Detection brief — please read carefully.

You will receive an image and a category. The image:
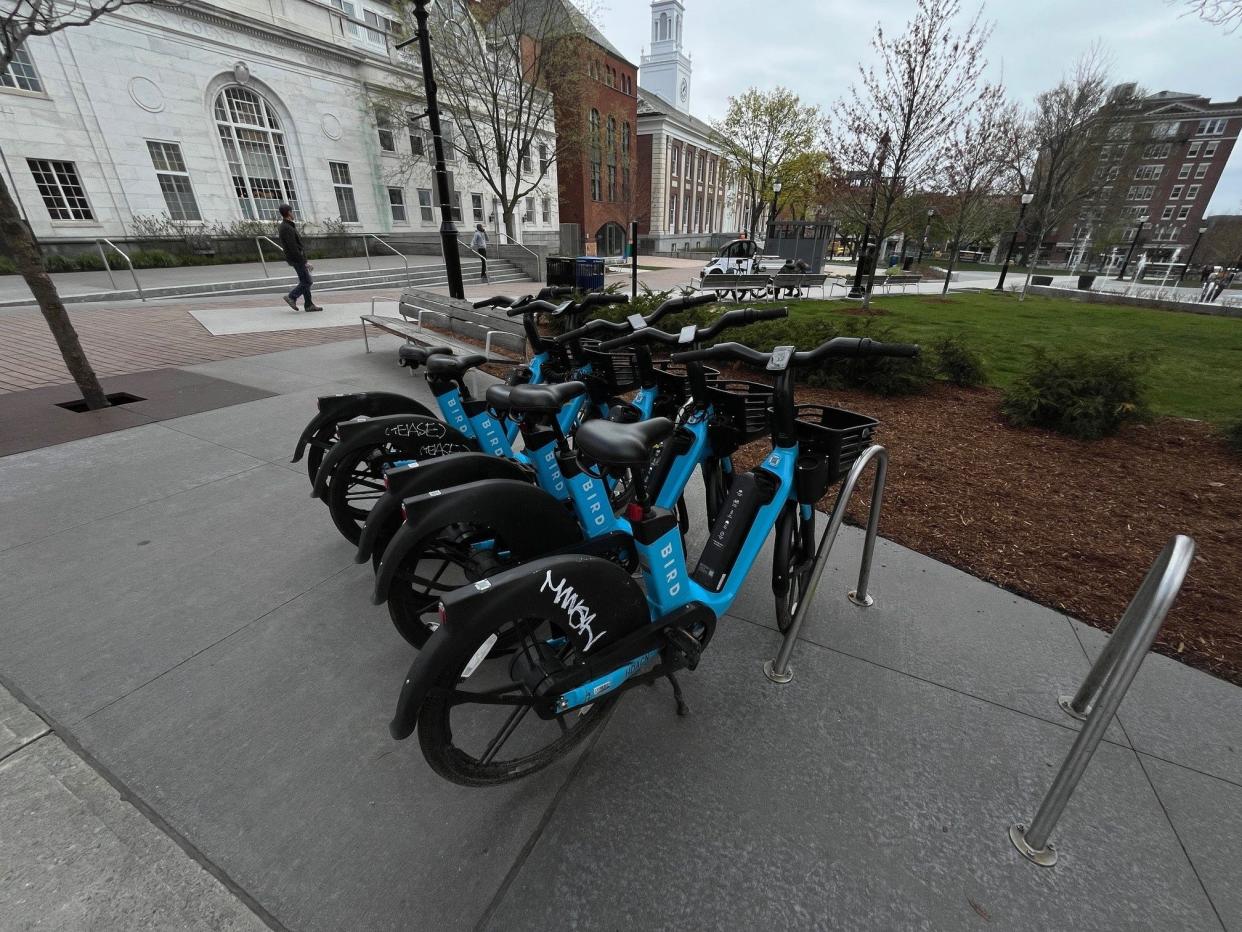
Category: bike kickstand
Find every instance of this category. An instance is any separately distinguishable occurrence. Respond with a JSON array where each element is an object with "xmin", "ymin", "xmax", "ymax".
[{"xmin": 667, "ymin": 673, "xmax": 690, "ymax": 717}]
